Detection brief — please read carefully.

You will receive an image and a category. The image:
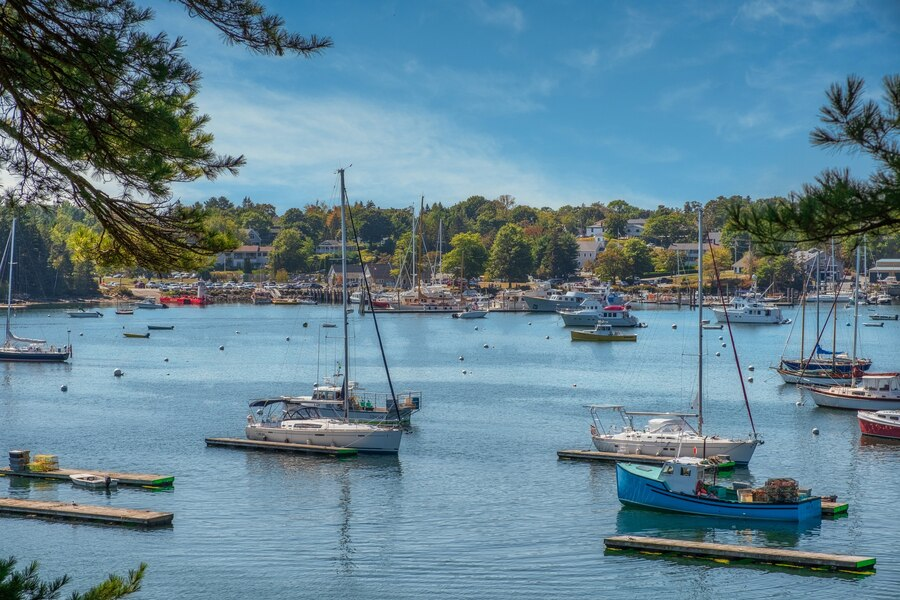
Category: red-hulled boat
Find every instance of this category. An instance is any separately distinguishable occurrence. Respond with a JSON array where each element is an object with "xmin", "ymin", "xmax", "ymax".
[{"xmin": 858, "ymin": 410, "xmax": 900, "ymax": 440}]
